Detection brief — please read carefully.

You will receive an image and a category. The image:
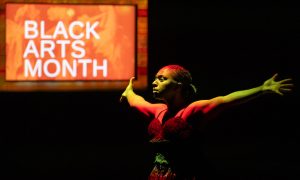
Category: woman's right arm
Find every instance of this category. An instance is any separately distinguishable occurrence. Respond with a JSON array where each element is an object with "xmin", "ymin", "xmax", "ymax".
[{"xmin": 120, "ymin": 77, "xmax": 165, "ymax": 119}]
